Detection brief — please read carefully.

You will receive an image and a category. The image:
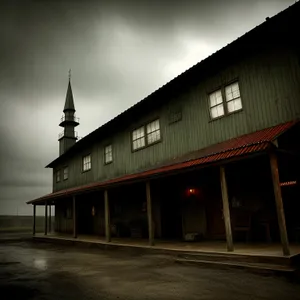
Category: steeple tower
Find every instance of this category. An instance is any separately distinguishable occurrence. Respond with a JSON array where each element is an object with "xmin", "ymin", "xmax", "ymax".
[{"xmin": 58, "ymin": 71, "xmax": 79, "ymax": 155}]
